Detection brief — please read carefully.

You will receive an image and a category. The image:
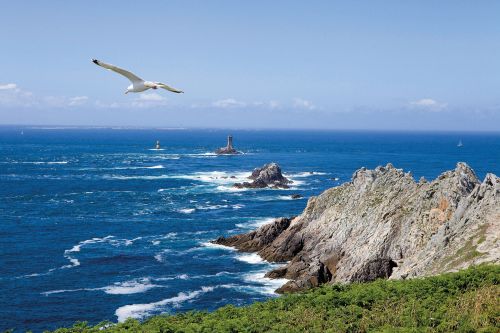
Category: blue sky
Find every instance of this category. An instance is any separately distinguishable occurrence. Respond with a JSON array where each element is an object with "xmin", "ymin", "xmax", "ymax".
[{"xmin": 1, "ymin": 1, "xmax": 499, "ymax": 130}]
